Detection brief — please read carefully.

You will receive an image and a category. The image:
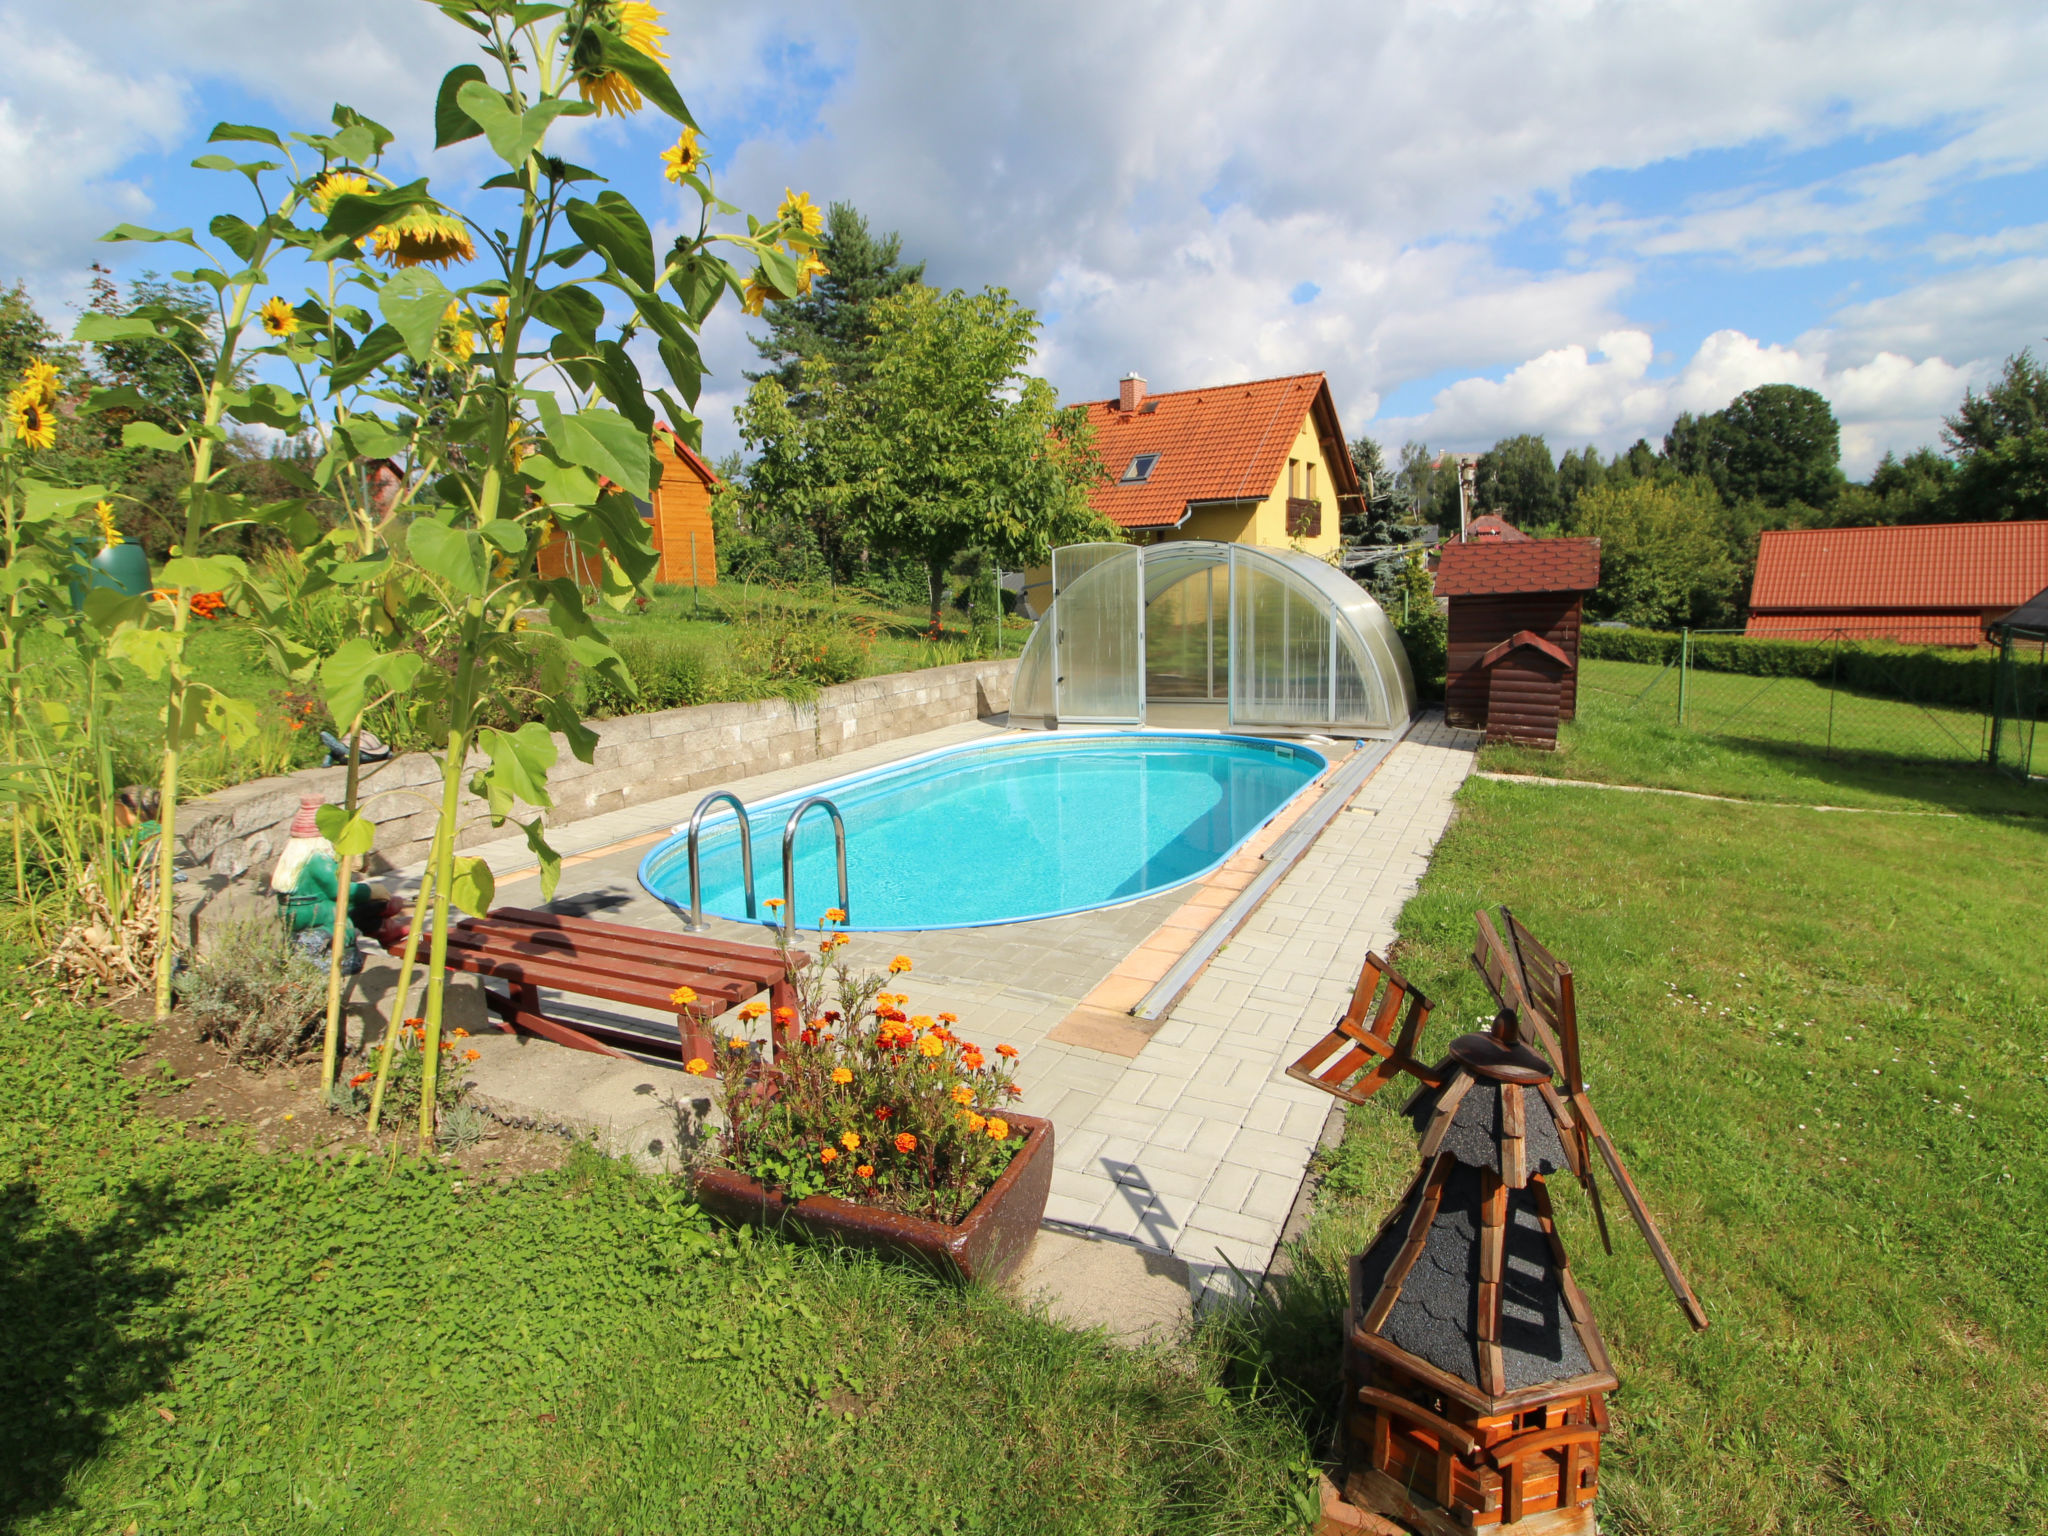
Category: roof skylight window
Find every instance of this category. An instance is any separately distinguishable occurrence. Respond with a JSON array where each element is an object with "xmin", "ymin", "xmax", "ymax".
[{"xmin": 1122, "ymin": 453, "xmax": 1160, "ymax": 484}]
